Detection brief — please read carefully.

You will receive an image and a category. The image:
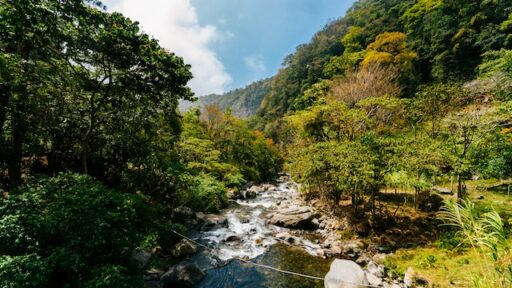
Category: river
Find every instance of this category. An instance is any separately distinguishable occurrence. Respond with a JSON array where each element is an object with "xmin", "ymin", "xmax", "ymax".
[{"xmin": 189, "ymin": 176, "xmax": 334, "ymax": 288}]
